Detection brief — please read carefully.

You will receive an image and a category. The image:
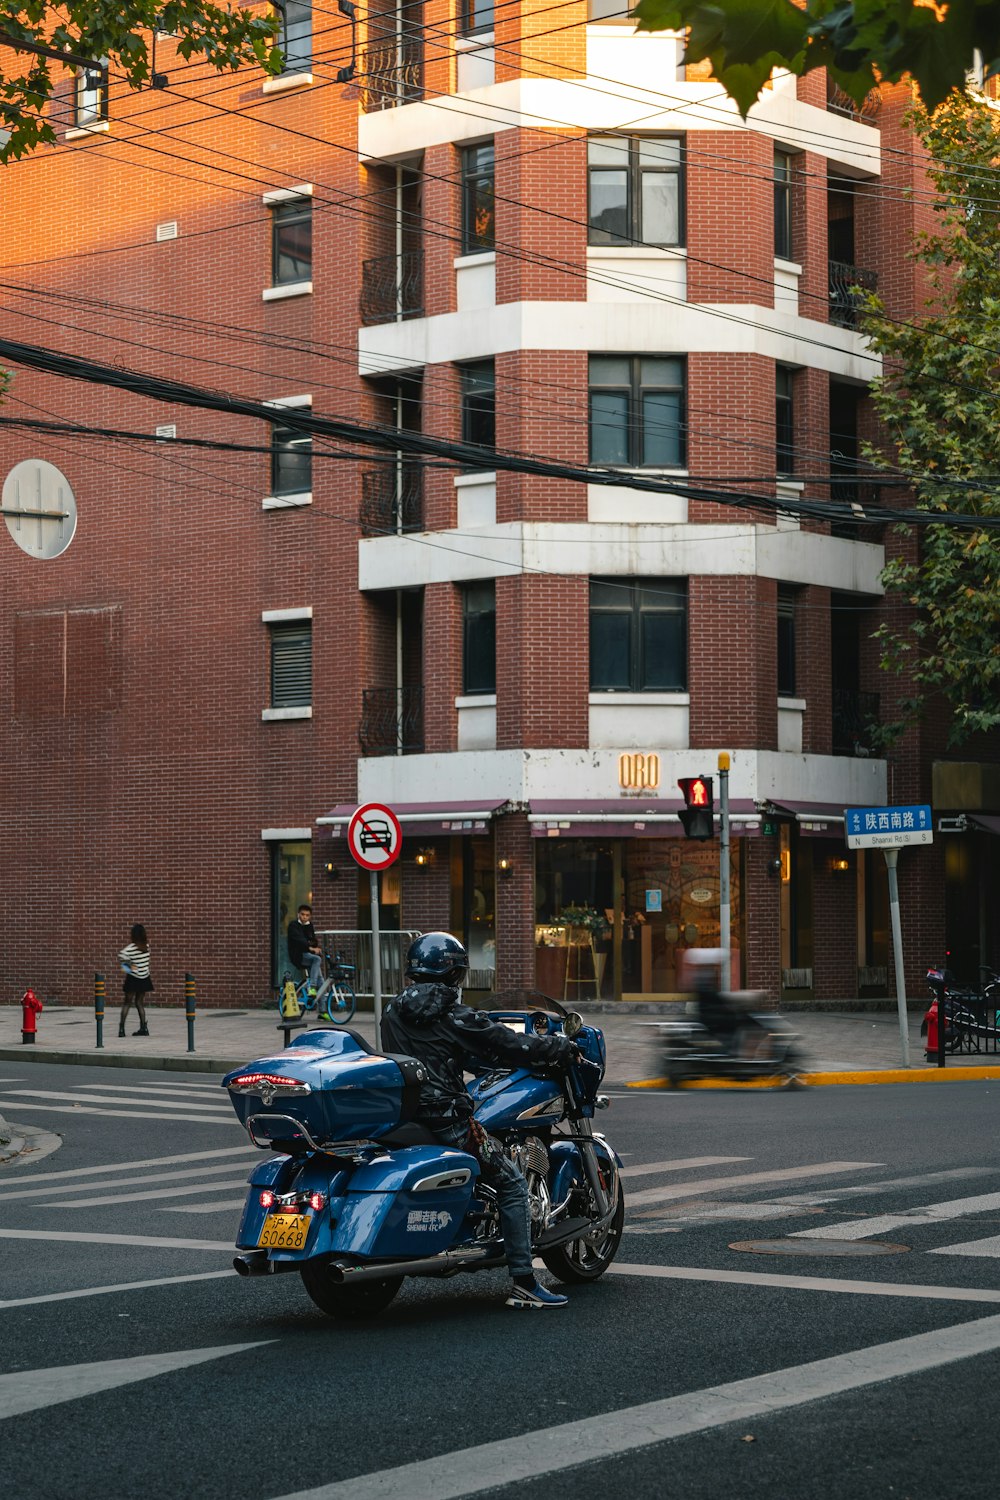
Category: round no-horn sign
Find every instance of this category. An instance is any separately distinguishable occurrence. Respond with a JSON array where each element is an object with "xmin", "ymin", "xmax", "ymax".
[{"xmin": 347, "ymin": 802, "xmax": 402, "ymax": 871}]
